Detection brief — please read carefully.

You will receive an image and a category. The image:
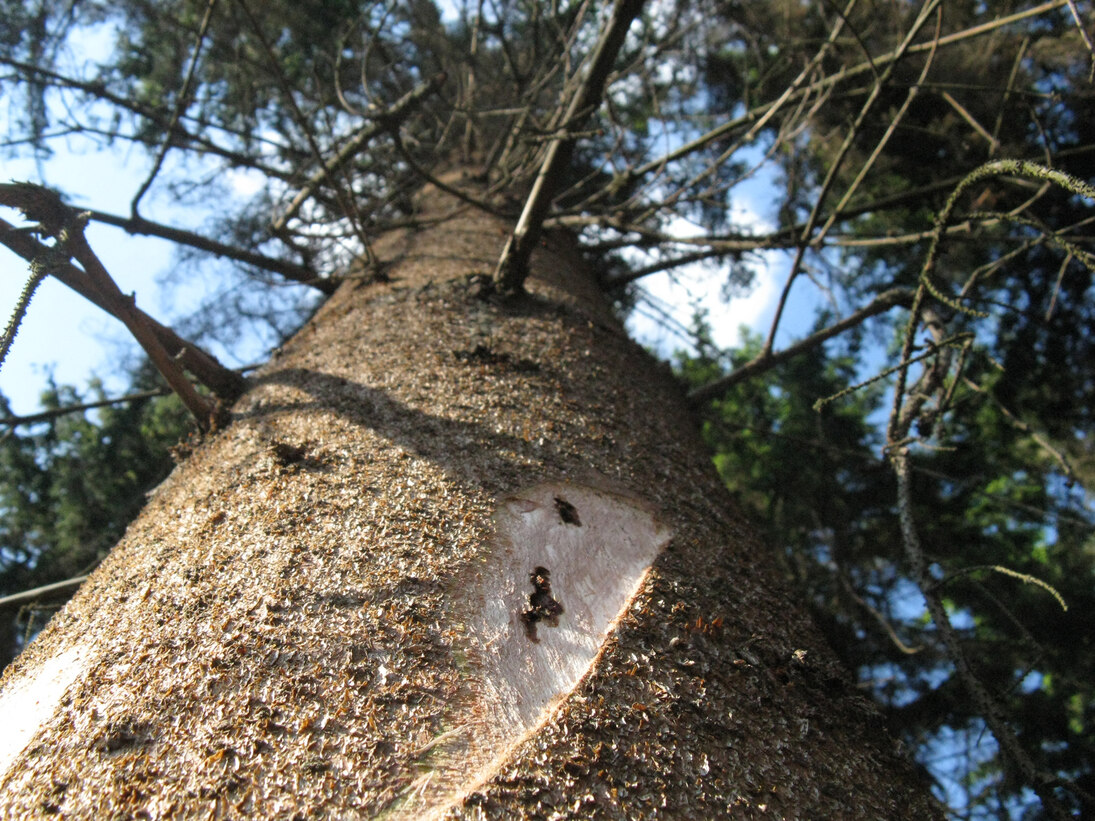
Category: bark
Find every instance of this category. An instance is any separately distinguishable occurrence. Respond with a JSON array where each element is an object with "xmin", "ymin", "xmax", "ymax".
[{"xmin": 0, "ymin": 175, "xmax": 940, "ymax": 819}]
